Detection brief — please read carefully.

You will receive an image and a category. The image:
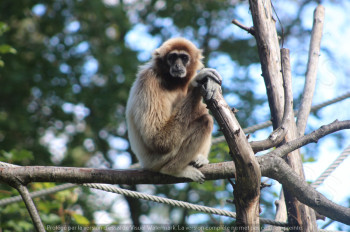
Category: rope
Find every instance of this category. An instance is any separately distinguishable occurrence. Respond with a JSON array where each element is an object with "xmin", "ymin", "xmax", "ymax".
[
  {"xmin": 311, "ymin": 145, "xmax": 350, "ymax": 188},
  {"xmin": 212, "ymin": 91, "xmax": 350, "ymax": 144},
  {"xmin": 310, "ymin": 92, "xmax": 350, "ymax": 112},
  {"xmin": 0, "ymin": 183, "xmax": 76, "ymax": 207},
  {"xmin": 82, "ymin": 183, "xmax": 289, "ymax": 227},
  {"xmin": 0, "ymin": 161, "xmax": 18, "ymax": 167}
]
